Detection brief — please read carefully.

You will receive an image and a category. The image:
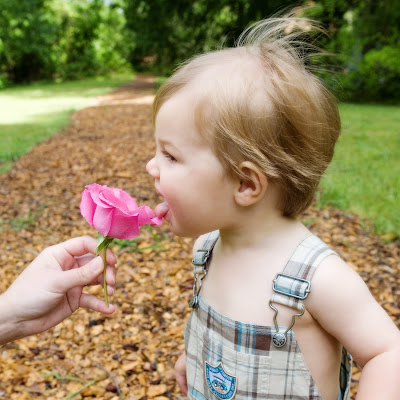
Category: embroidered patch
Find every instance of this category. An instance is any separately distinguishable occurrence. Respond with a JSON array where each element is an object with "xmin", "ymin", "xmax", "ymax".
[{"xmin": 205, "ymin": 362, "xmax": 237, "ymax": 399}]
